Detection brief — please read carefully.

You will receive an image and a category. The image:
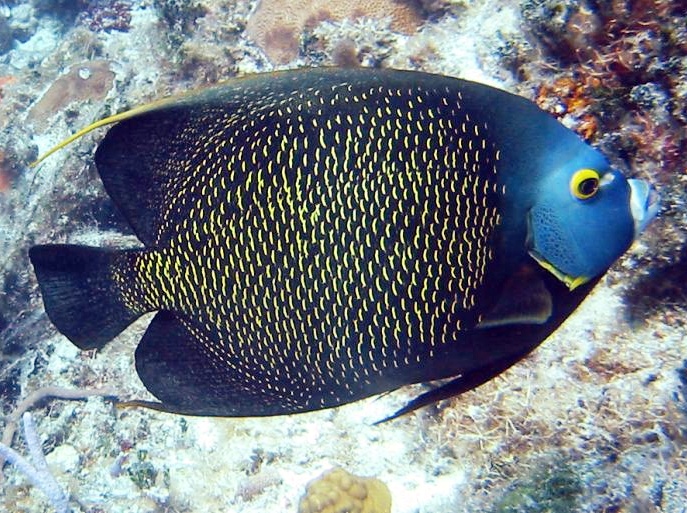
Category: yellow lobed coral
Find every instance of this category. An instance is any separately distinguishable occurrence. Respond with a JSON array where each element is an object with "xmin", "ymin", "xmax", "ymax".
[
  {"xmin": 246, "ymin": 0, "xmax": 422, "ymax": 64},
  {"xmin": 298, "ymin": 467, "xmax": 392, "ymax": 513}
]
